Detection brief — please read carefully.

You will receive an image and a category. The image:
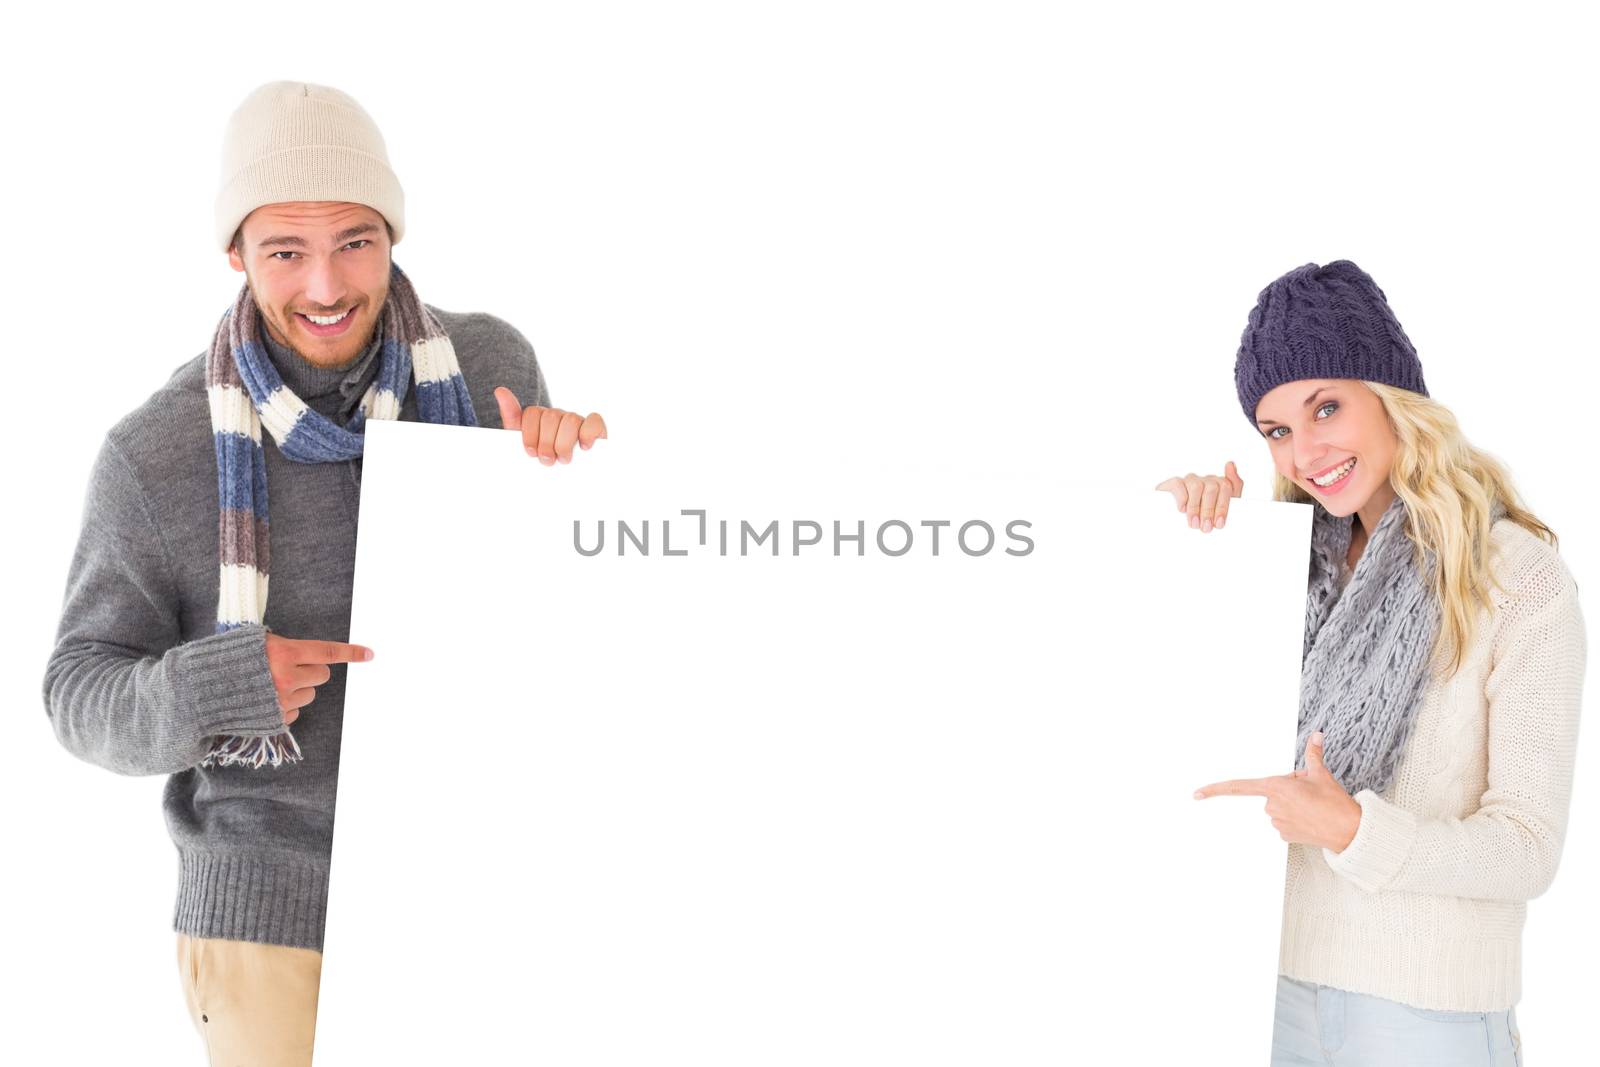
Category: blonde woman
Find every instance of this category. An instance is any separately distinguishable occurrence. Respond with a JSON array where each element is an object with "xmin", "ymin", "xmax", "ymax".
[{"xmin": 1163, "ymin": 261, "xmax": 1585, "ymax": 1065}]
